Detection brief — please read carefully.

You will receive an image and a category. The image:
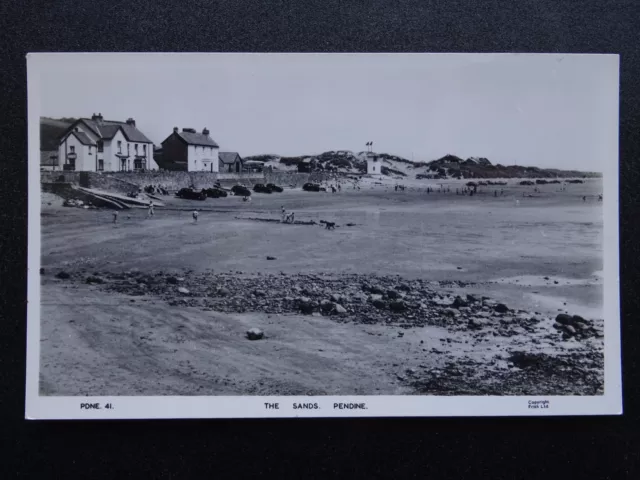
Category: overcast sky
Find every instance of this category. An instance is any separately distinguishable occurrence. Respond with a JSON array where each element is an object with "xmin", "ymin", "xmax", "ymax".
[{"xmin": 34, "ymin": 53, "xmax": 618, "ymax": 170}]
